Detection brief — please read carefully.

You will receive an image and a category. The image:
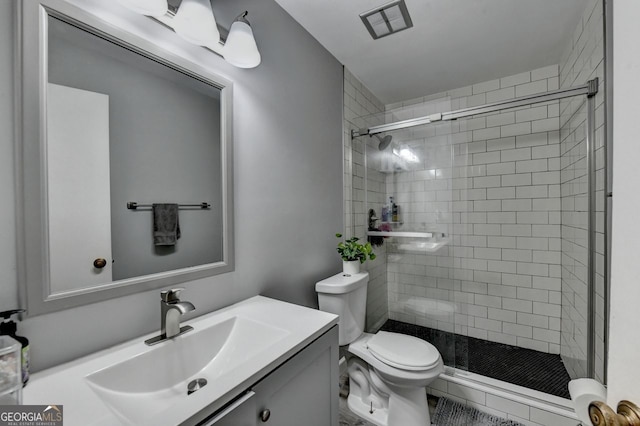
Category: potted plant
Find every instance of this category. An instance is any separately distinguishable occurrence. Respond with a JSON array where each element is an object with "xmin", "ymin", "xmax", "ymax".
[{"xmin": 336, "ymin": 233, "xmax": 376, "ymax": 274}]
